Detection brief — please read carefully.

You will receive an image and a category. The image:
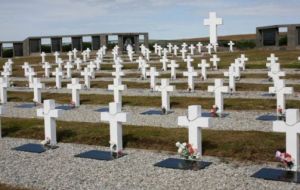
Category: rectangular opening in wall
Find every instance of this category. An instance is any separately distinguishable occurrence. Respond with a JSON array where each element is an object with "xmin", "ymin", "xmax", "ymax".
[
  {"xmin": 29, "ymin": 39, "xmax": 41, "ymax": 54},
  {"xmin": 279, "ymin": 27, "xmax": 287, "ymax": 46},
  {"xmin": 82, "ymin": 36, "xmax": 92, "ymax": 50},
  {"xmin": 297, "ymin": 27, "xmax": 300, "ymax": 45},
  {"xmin": 72, "ymin": 37, "xmax": 82, "ymax": 51},
  {"xmin": 2, "ymin": 43, "xmax": 13, "ymax": 58},
  {"xmin": 263, "ymin": 28, "xmax": 277, "ymax": 46},
  {"xmin": 41, "ymin": 38, "xmax": 51, "ymax": 53},
  {"xmin": 13, "ymin": 43, "xmax": 23, "ymax": 57},
  {"xmin": 51, "ymin": 38, "xmax": 62, "ymax": 52},
  {"xmin": 62, "ymin": 37, "xmax": 72, "ymax": 52},
  {"xmin": 92, "ymin": 36, "xmax": 101, "ymax": 50},
  {"xmin": 108, "ymin": 35, "xmax": 118, "ymax": 49}
]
